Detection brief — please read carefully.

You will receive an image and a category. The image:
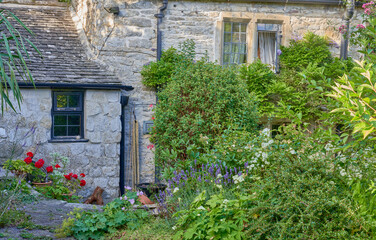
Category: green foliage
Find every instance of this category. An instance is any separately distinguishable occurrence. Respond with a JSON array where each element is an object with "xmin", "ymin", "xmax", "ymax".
[
  {"xmin": 36, "ymin": 185, "xmax": 73, "ymax": 201},
  {"xmin": 238, "ymin": 59, "xmax": 275, "ymax": 95},
  {"xmin": 263, "ymin": 42, "xmax": 352, "ymax": 121},
  {"xmin": 173, "ymin": 191, "xmax": 248, "ymax": 240},
  {"xmin": 3, "ymin": 159, "xmax": 33, "ymax": 175},
  {"xmin": 153, "ymin": 59, "xmax": 259, "ymax": 169},
  {"xmin": 238, "ymin": 60, "xmax": 275, "ymax": 113},
  {"xmin": 330, "ymin": 60, "xmax": 376, "ymax": 139},
  {"xmin": 167, "ymin": 125, "xmax": 376, "ymax": 239},
  {"xmin": 141, "ymin": 40, "xmax": 195, "ymax": 88},
  {"xmin": 0, "ymin": 209, "xmax": 30, "ymax": 228},
  {"xmin": 280, "ymin": 32, "xmax": 332, "ymax": 71},
  {"xmin": 350, "ymin": 2, "xmax": 376, "ymax": 57},
  {"xmin": 237, "ymin": 32, "xmax": 353, "ymax": 122},
  {"xmin": 55, "ymin": 216, "xmax": 75, "ymax": 238},
  {"xmin": 0, "ymin": 9, "xmax": 41, "ymax": 113},
  {"xmin": 1, "ymin": 178, "xmax": 31, "ymax": 194},
  {"xmin": 107, "ymin": 217, "xmax": 174, "ymax": 240},
  {"xmin": 68, "ymin": 192, "xmax": 149, "ymax": 240}
]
